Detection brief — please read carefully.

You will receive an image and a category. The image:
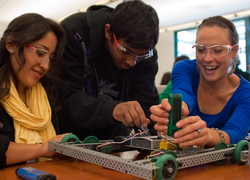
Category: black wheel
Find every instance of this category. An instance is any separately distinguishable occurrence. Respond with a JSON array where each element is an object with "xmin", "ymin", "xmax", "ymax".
[
  {"xmin": 155, "ymin": 154, "xmax": 178, "ymax": 180},
  {"xmin": 61, "ymin": 134, "xmax": 80, "ymax": 144},
  {"xmin": 234, "ymin": 140, "xmax": 248, "ymax": 165},
  {"xmin": 215, "ymin": 142, "xmax": 228, "ymax": 165}
]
